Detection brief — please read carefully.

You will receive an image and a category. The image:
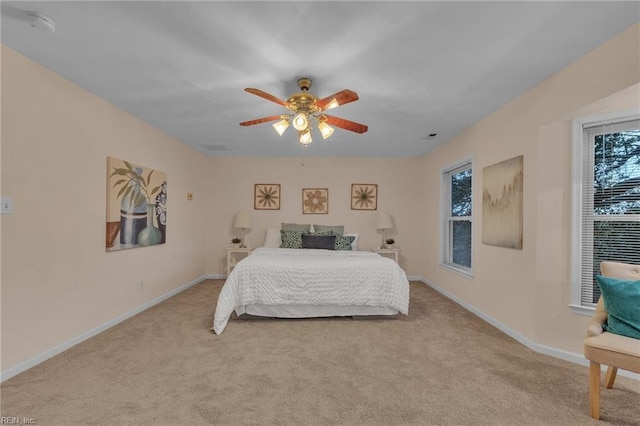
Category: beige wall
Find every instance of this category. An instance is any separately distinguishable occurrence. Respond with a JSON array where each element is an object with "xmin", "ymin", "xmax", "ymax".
[
  {"xmin": 0, "ymin": 46, "xmax": 208, "ymax": 371},
  {"xmin": 421, "ymin": 24, "xmax": 640, "ymax": 354},
  {"xmin": 0, "ymin": 42, "xmax": 4, "ymax": 381},
  {"xmin": 205, "ymin": 157, "xmax": 424, "ymax": 275}
]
